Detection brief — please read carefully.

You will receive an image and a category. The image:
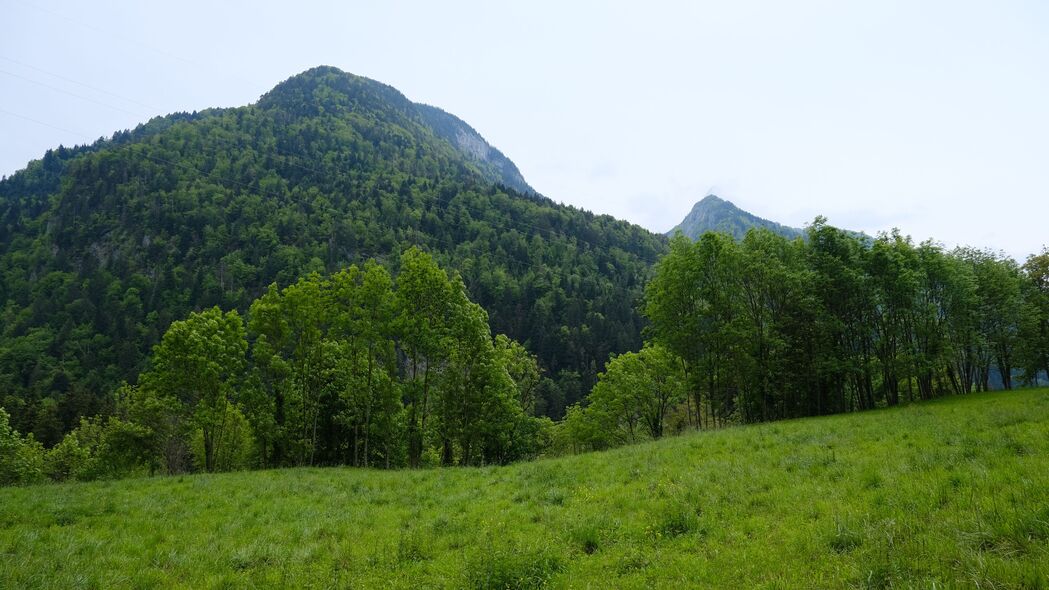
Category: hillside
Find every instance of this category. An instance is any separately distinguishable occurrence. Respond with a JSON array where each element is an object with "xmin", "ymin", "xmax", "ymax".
[
  {"xmin": 0, "ymin": 66, "xmax": 668, "ymax": 439},
  {"xmin": 668, "ymin": 195, "xmax": 804, "ymax": 241},
  {"xmin": 2, "ymin": 389, "xmax": 1046, "ymax": 588}
]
